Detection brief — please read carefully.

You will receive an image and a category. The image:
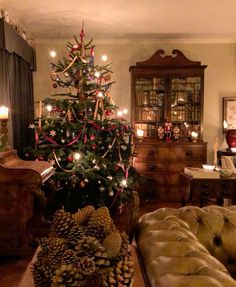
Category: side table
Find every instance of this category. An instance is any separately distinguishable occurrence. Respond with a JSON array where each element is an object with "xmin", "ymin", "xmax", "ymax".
[
  {"xmin": 217, "ymin": 149, "xmax": 236, "ymax": 166},
  {"xmin": 179, "ymin": 172, "xmax": 236, "ymax": 207}
]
